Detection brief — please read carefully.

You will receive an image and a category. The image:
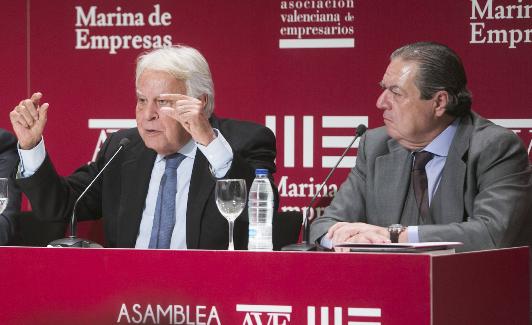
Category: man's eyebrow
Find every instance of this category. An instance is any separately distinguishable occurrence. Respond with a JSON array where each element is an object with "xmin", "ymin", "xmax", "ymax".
[
  {"xmin": 379, "ymin": 81, "xmax": 397, "ymax": 89},
  {"xmin": 136, "ymin": 90, "xmax": 145, "ymax": 97}
]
